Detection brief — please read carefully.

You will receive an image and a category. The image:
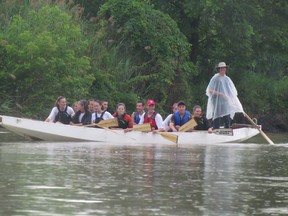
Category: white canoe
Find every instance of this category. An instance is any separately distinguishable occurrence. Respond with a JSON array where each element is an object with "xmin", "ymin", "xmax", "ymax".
[{"xmin": 0, "ymin": 115, "xmax": 260, "ymax": 144}]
